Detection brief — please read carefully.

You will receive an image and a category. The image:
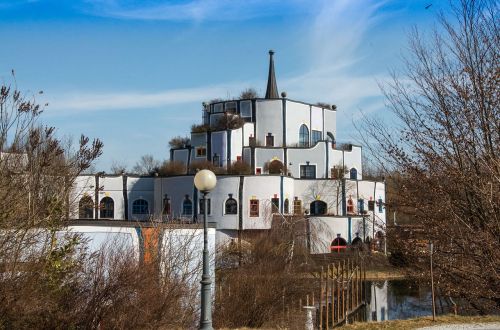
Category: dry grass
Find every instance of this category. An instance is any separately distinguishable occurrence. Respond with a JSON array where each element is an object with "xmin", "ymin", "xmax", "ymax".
[{"xmin": 343, "ymin": 314, "xmax": 500, "ymax": 330}]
